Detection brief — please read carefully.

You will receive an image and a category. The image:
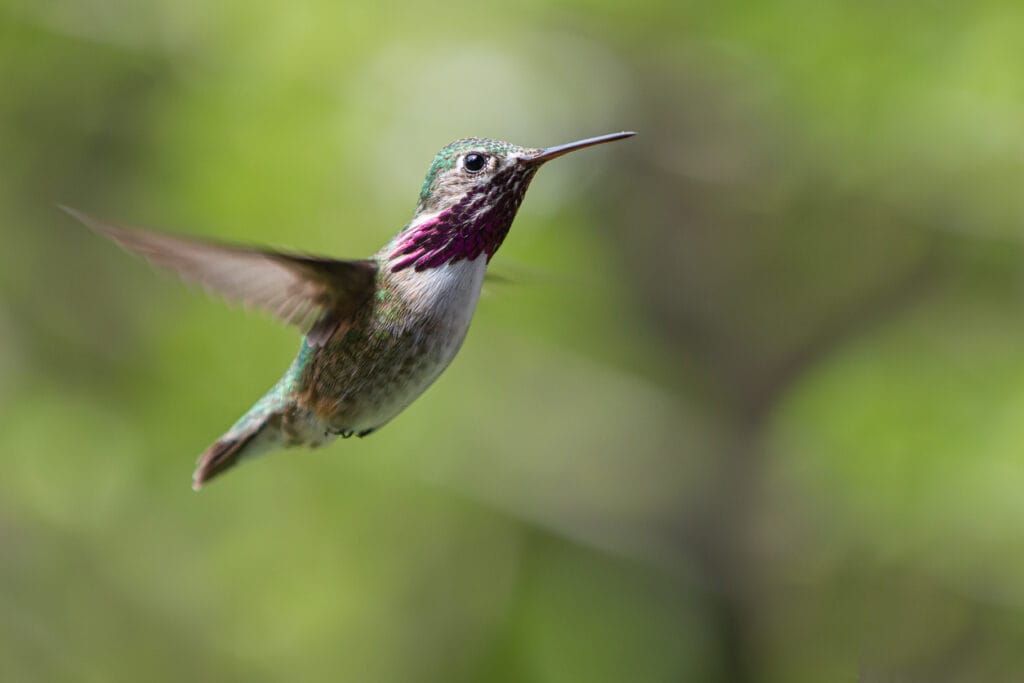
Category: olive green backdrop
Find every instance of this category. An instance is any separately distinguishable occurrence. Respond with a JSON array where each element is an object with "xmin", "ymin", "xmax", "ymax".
[{"xmin": 2, "ymin": 1, "xmax": 1024, "ymax": 681}]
